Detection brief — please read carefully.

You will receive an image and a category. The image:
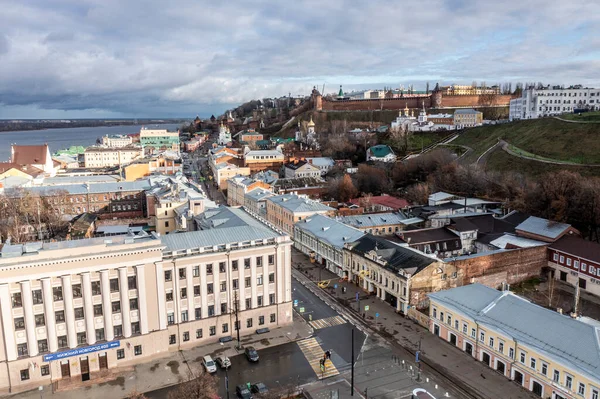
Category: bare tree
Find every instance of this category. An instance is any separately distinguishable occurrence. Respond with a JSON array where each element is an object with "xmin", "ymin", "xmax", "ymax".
[{"xmin": 167, "ymin": 368, "xmax": 219, "ymax": 399}]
